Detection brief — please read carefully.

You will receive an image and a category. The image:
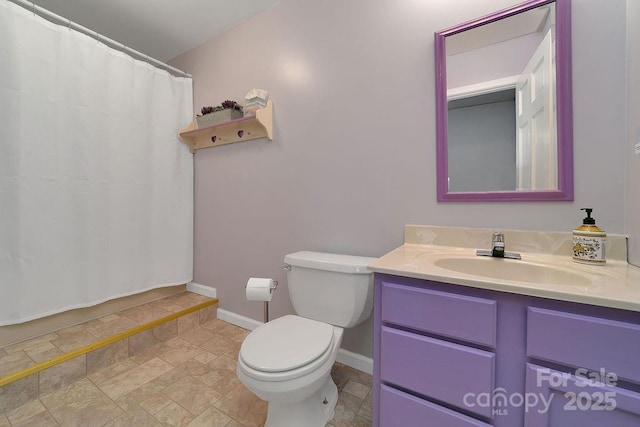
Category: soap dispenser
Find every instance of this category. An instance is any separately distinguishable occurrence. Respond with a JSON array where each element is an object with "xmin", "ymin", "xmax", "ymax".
[{"xmin": 572, "ymin": 208, "xmax": 606, "ymax": 265}]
